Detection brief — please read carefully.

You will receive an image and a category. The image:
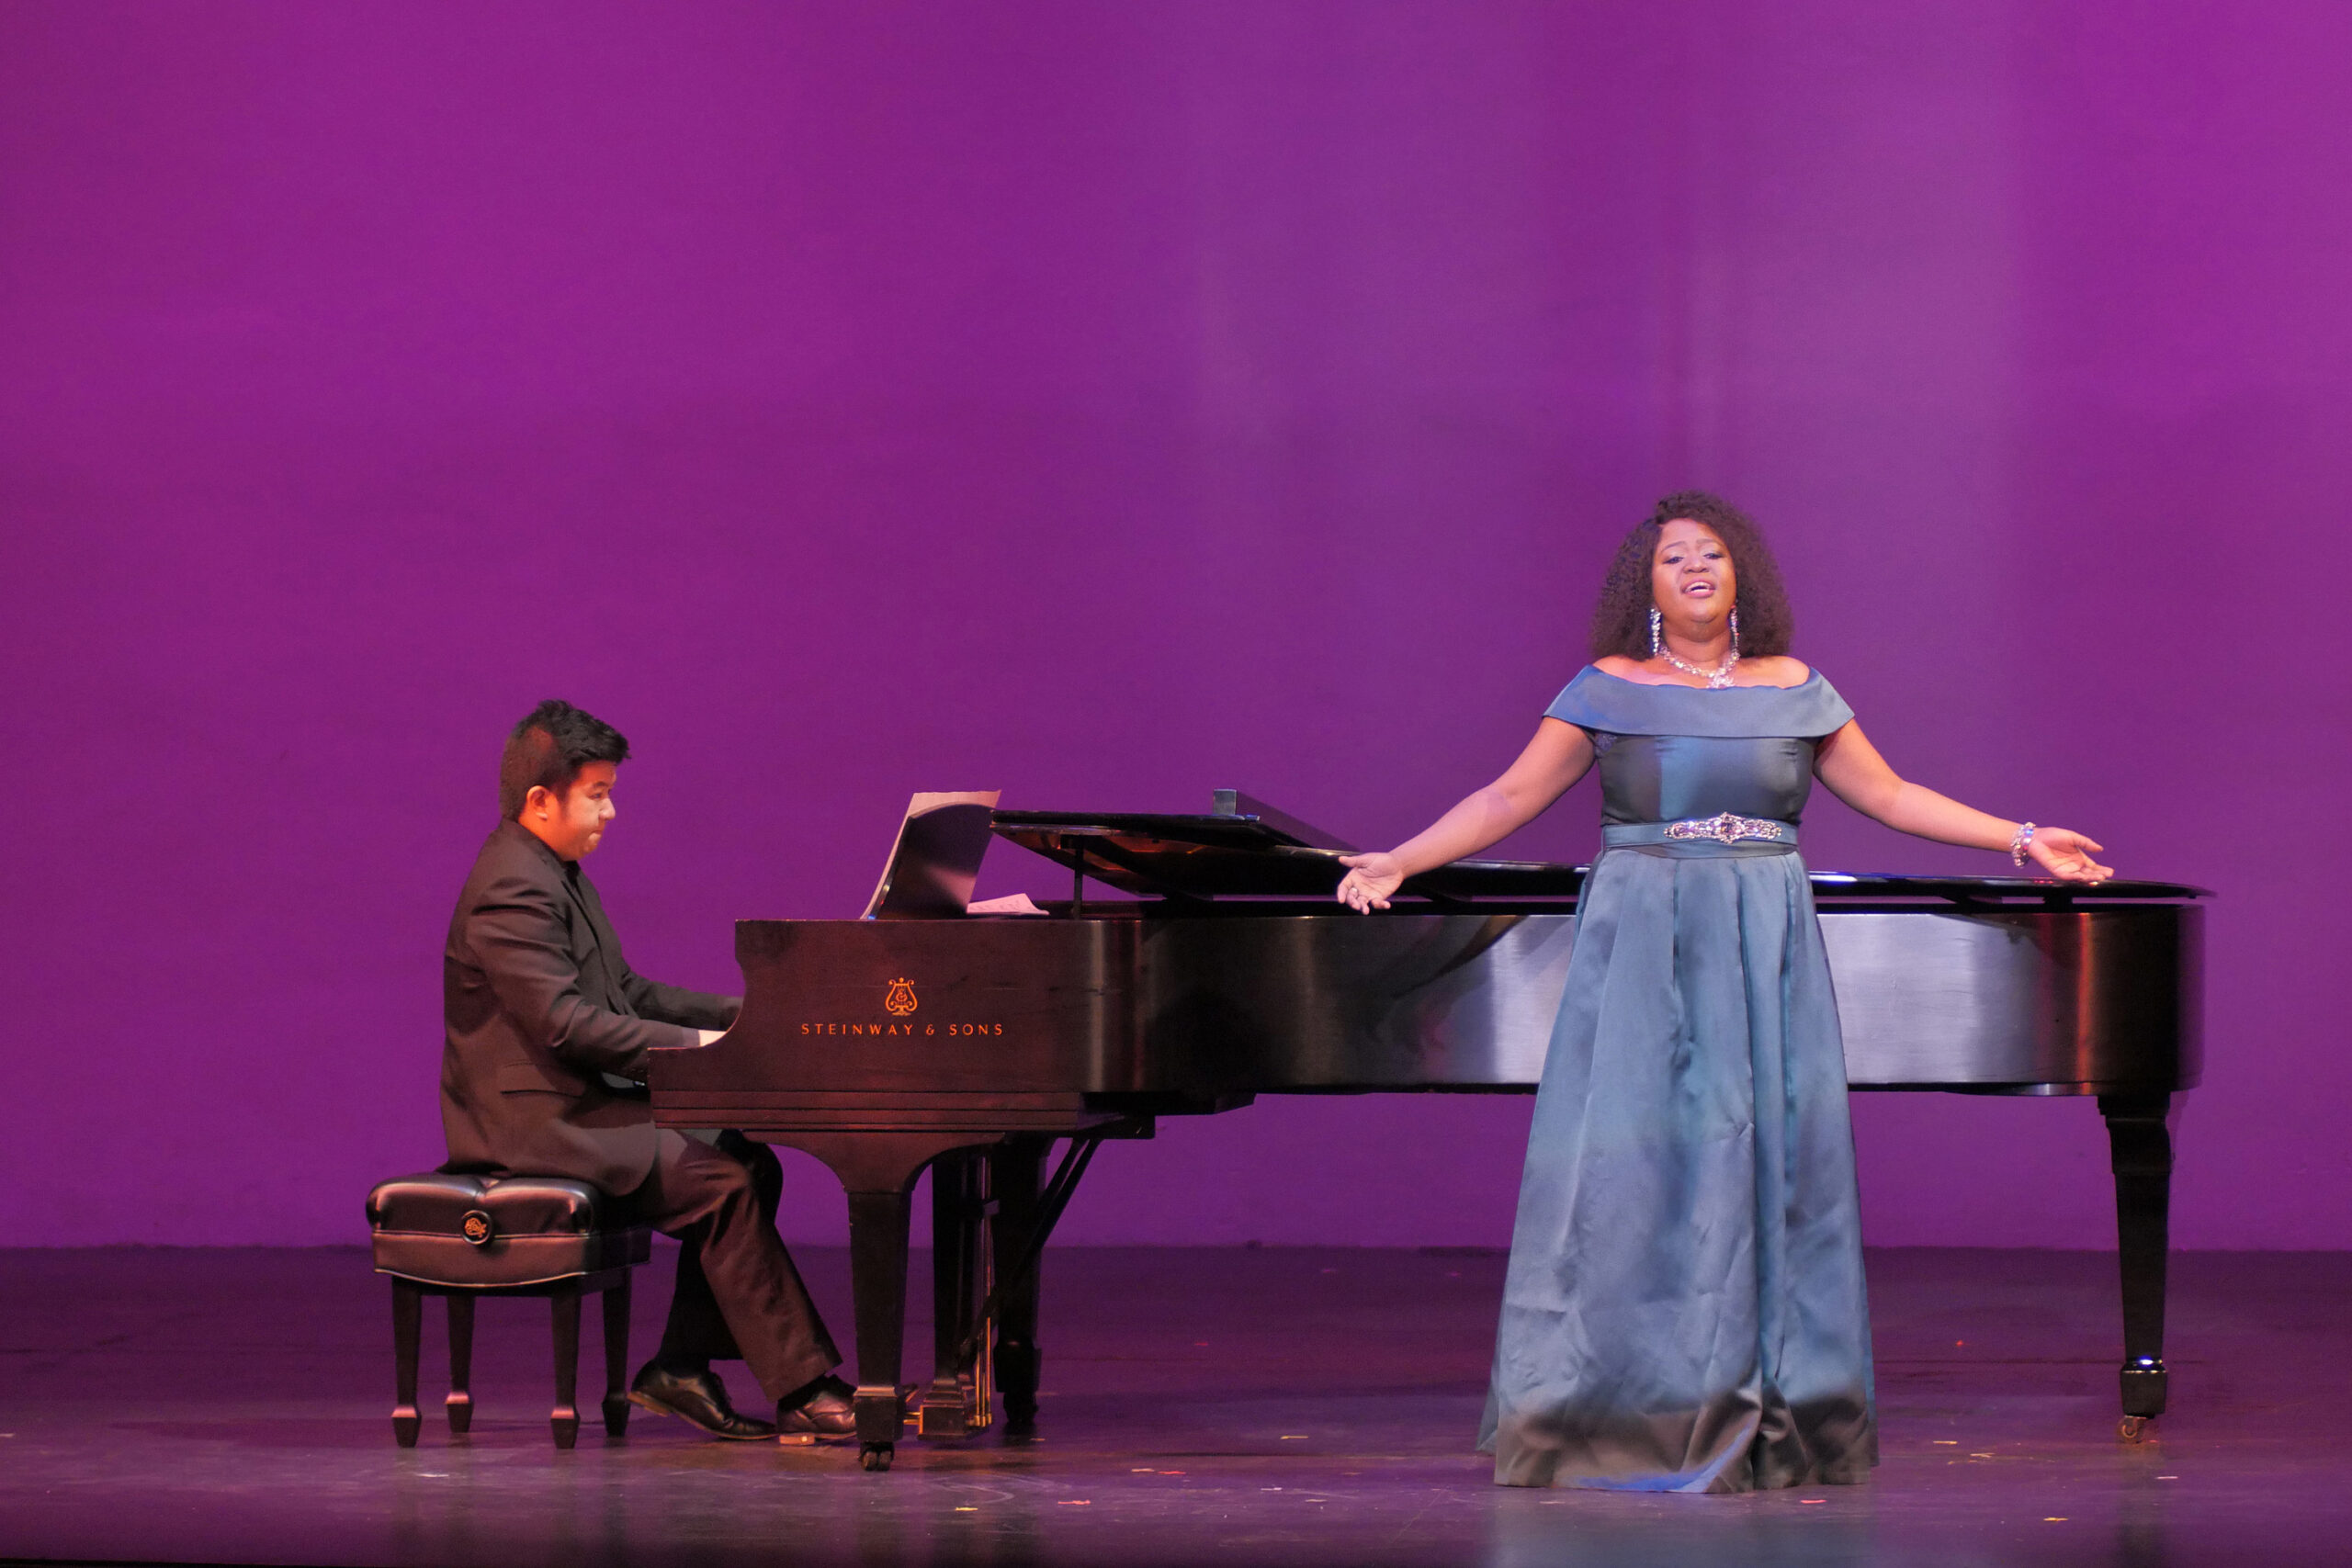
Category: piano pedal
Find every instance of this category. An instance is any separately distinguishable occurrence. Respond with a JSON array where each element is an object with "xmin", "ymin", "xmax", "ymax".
[
  {"xmin": 917, "ymin": 1372, "xmax": 988, "ymax": 1438},
  {"xmin": 916, "ymin": 1397, "xmax": 975, "ymax": 1437}
]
